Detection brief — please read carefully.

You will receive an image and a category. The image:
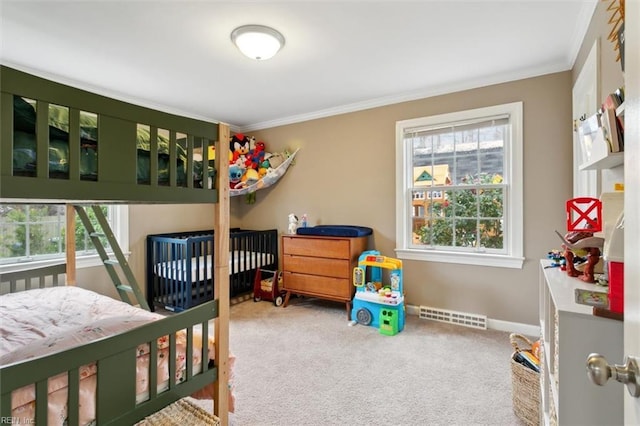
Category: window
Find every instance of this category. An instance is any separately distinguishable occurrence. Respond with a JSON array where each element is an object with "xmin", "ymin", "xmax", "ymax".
[
  {"xmin": 0, "ymin": 204, "xmax": 128, "ymax": 271},
  {"xmin": 395, "ymin": 102, "xmax": 524, "ymax": 268}
]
